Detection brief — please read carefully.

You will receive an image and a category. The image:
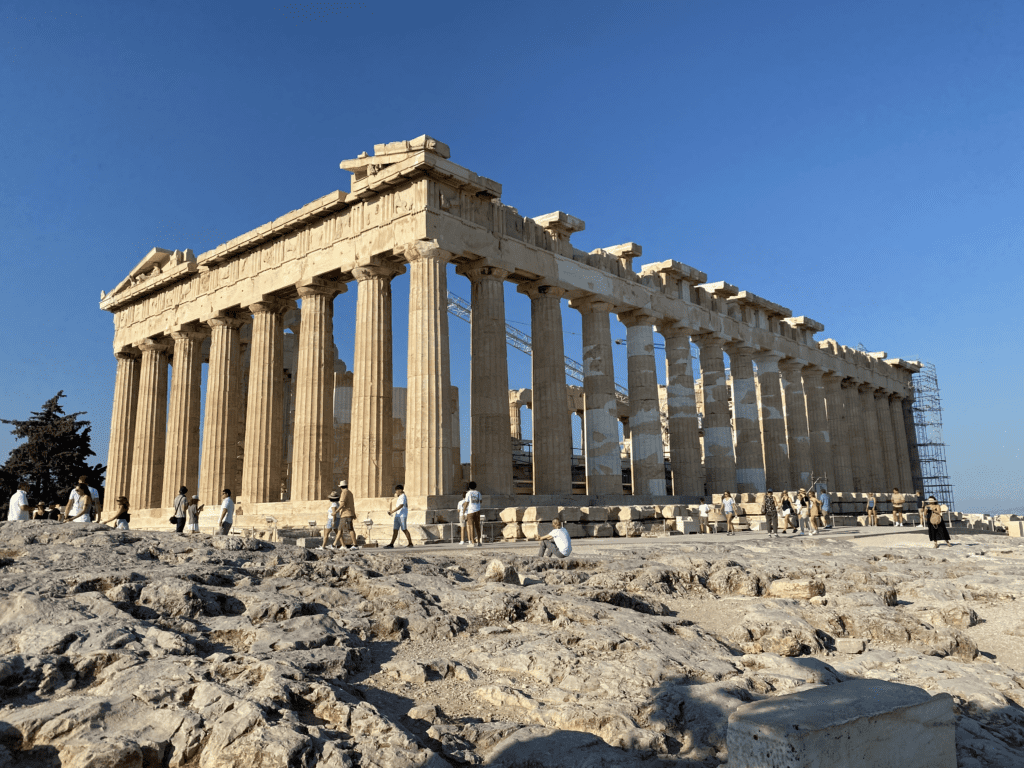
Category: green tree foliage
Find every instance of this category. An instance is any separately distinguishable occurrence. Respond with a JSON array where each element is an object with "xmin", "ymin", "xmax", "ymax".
[{"xmin": 1, "ymin": 392, "xmax": 105, "ymax": 504}]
